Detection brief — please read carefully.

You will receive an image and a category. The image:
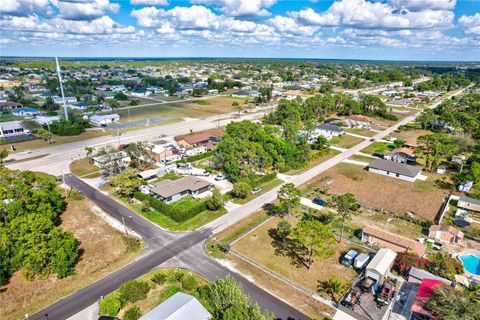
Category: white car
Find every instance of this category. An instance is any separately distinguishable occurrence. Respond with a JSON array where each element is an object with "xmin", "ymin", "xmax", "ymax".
[
  {"xmin": 215, "ymin": 174, "xmax": 226, "ymax": 181},
  {"xmin": 251, "ymin": 187, "xmax": 261, "ymax": 194}
]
